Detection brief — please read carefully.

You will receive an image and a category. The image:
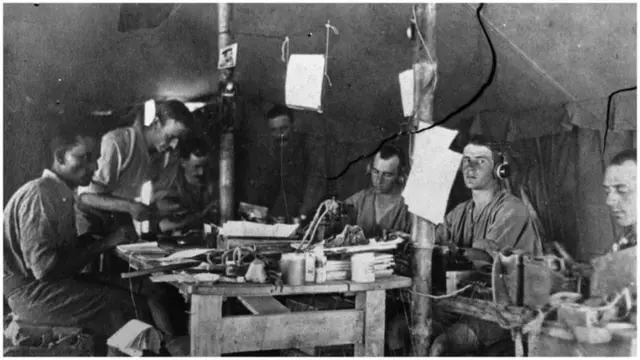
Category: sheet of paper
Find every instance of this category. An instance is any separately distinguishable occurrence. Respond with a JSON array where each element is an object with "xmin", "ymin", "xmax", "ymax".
[
  {"xmin": 221, "ymin": 221, "xmax": 299, "ymax": 237},
  {"xmin": 403, "ymin": 123, "xmax": 462, "ymax": 223},
  {"xmin": 107, "ymin": 319, "xmax": 161, "ymax": 356},
  {"xmin": 116, "ymin": 242, "xmax": 163, "ymax": 254},
  {"xmin": 285, "ymin": 54, "xmax": 325, "ymax": 112},
  {"xmin": 159, "ymin": 248, "xmax": 216, "ymax": 261},
  {"xmin": 398, "ymin": 69, "xmax": 414, "ymax": 117}
]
